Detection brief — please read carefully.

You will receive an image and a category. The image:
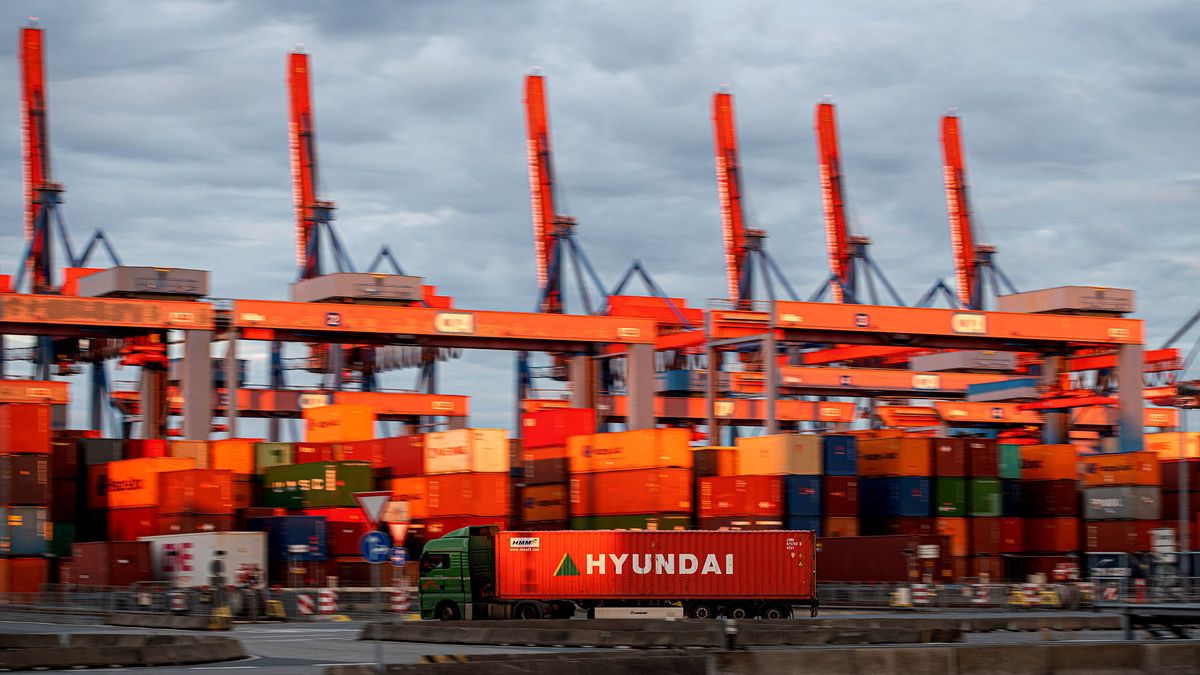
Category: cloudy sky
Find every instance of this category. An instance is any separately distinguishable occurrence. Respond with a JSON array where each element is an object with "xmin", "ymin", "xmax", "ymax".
[{"xmin": 0, "ymin": 1, "xmax": 1197, "ymax": 435}]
